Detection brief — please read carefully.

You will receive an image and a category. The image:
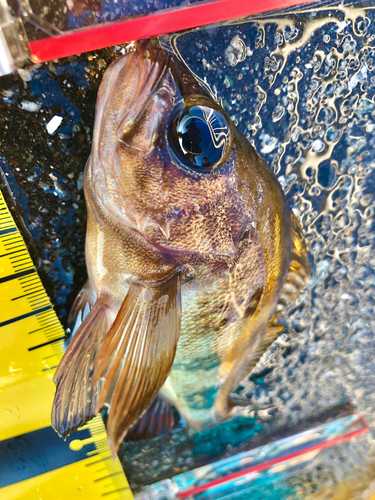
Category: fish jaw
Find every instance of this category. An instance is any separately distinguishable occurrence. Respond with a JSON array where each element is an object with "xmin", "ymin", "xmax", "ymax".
[
  {"xmin": 93, "ymin": 40, "xmax": 171, "ymax": 155},
  {"xmin": 89, "ymin": 40, "xmax": 176, "ymax": 236}
]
